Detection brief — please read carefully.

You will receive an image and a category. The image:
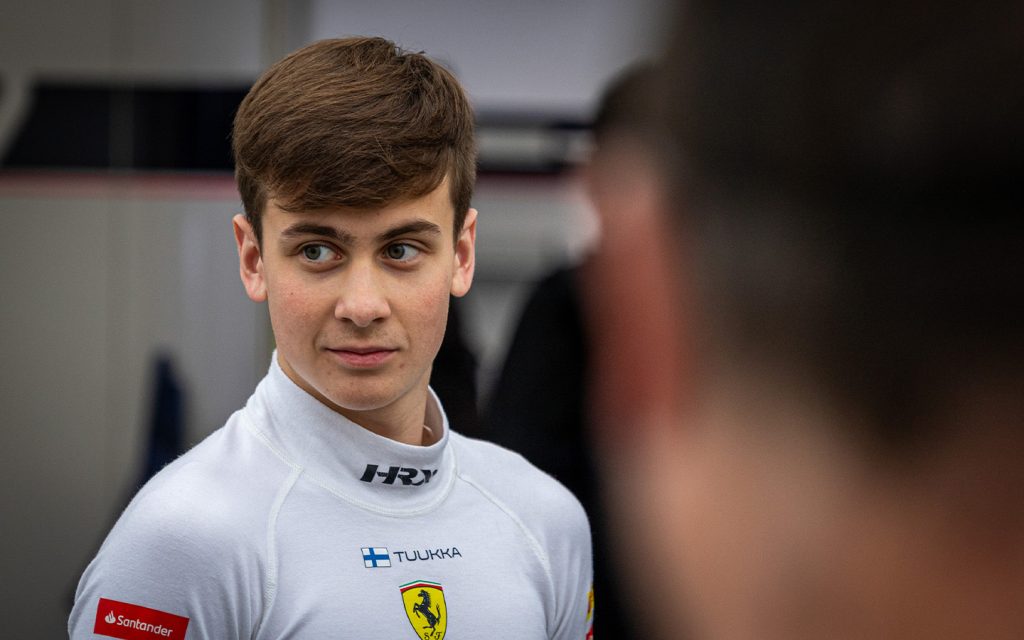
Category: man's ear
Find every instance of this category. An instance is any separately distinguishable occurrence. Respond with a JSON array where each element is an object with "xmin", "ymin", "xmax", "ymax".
[
  {"xmin": 233, "ymin": 214, "xmax": 267, "ymax": 302},
  {"xmin": 450, "ymin": 207, "xmax": 477, "ymax": 298}
]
